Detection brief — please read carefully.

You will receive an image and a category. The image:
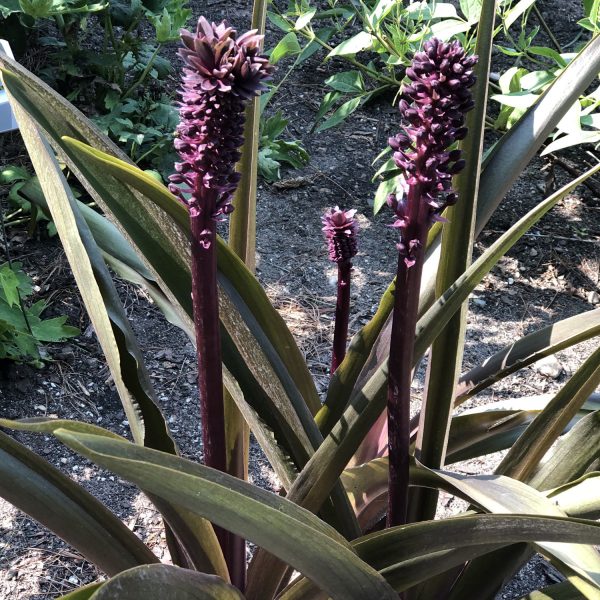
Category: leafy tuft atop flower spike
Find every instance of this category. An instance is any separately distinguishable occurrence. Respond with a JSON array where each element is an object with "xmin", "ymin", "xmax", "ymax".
[
  {"xmin": 169, "ymin": 17, "xmax": 273, "ymax": 218},
  {"xmin": 388, "ymin": 37, "xmax": 477, "ymax": 267},
  {"xmin": 322, "ymin": 206, "xmax": 359, "ymax": 264}
]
